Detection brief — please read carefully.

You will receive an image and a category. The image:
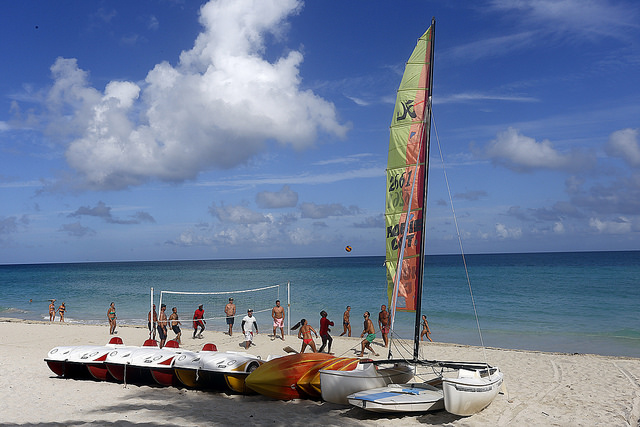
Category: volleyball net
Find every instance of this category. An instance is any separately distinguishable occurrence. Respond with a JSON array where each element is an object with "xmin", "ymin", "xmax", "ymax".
[{"xmin": 151, "ymin": 283, "xmax": 290, "ymax": 333}]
